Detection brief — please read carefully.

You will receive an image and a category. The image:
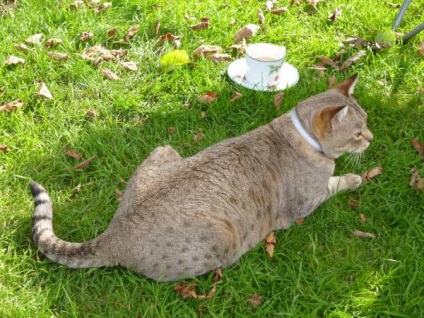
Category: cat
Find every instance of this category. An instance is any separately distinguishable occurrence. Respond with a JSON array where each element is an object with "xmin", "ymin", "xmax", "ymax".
[{"xmin": 30, "ymin": 74, "xmax": 373, "ymax": 281}]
